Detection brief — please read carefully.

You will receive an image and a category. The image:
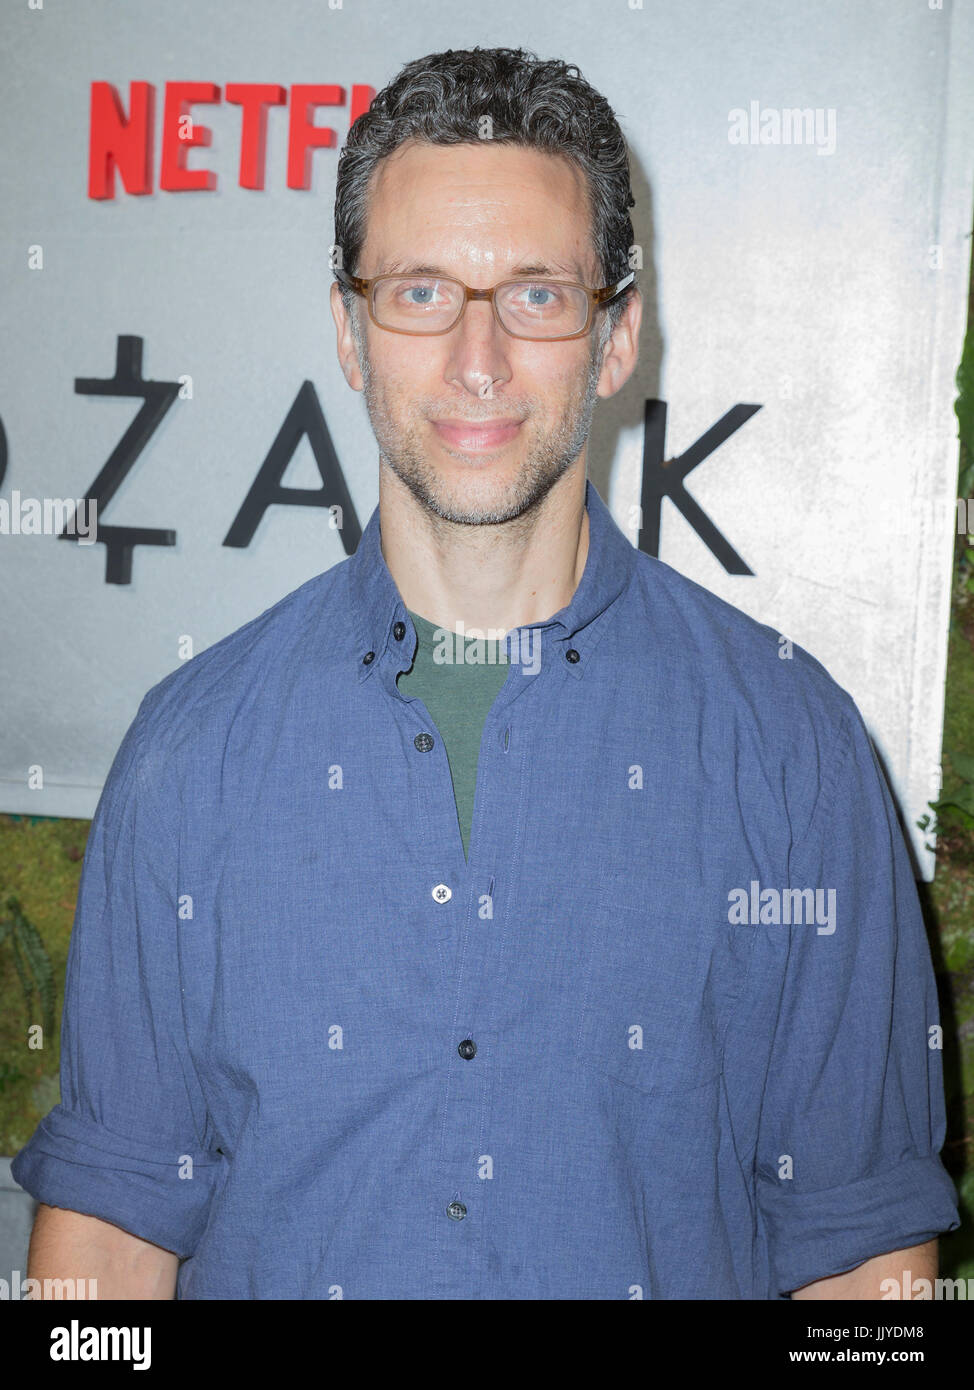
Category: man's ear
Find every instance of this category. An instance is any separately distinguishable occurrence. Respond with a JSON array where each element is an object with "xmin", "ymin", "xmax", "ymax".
[
  {"xmin": 596, "ymin": 288, "xmax": 642, "ymax": 400},
  {"xmin": 331, "ymin": 280, "xmax": 364, "ymax": 392}
]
